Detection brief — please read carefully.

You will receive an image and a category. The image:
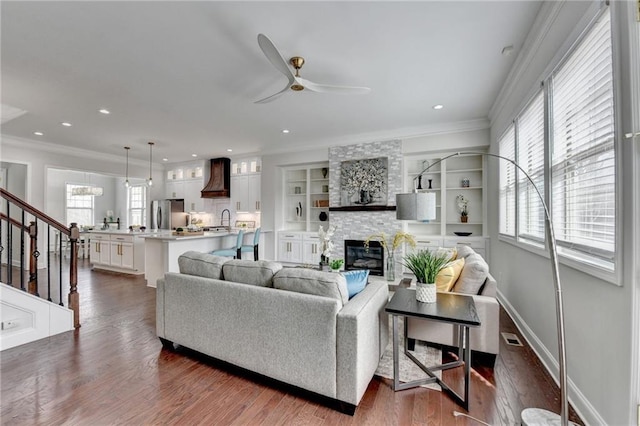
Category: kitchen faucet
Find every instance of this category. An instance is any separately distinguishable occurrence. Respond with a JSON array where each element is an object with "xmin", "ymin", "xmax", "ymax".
[{"xmin": 221, "ymin": 209, "xmax": 231, "ymax": 232}]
